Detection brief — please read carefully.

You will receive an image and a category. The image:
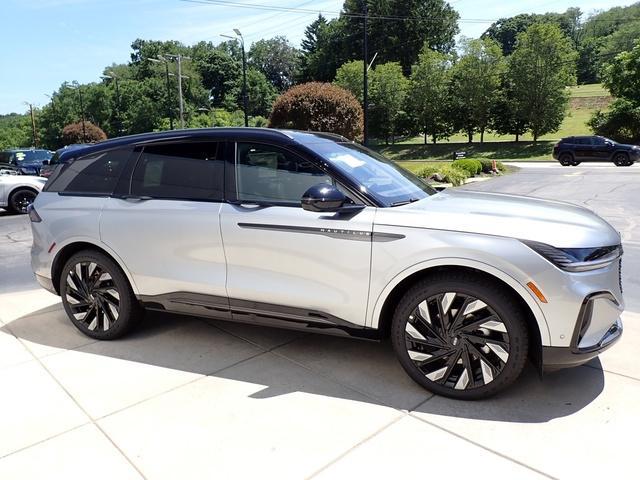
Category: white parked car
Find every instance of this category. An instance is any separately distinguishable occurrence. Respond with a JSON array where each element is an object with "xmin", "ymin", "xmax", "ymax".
[
  {"xmin": 29, "ymin": 129, "xmax": 624, "ymax": 399},
  {"xmin": 0, "ymin": 174, "xmax": 46, "ymax": 214}
]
